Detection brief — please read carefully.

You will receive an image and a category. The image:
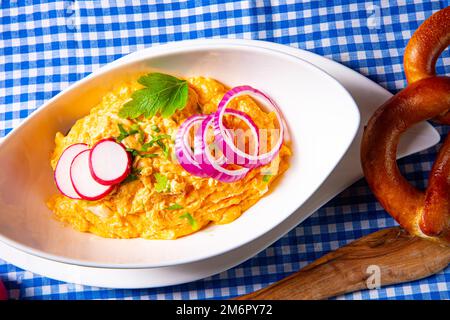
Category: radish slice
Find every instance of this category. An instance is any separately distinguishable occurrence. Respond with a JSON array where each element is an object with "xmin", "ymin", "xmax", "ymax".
[
  {"xmin": 89, "ymin": 138, "xmax": 131, "ymax": 185},
  {"xmin": 71, "ymin": 150, "xmax": 113, "ymax": 201},
  {"xmin": 54, "ymin": 143, "xmax": 89, "ymax": 199}
]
